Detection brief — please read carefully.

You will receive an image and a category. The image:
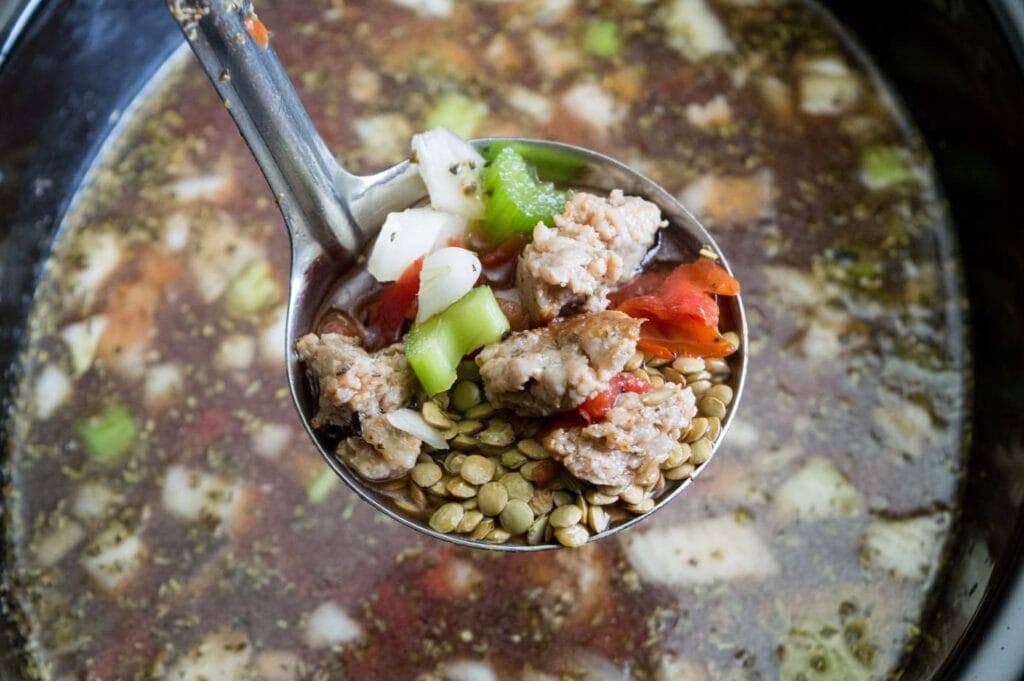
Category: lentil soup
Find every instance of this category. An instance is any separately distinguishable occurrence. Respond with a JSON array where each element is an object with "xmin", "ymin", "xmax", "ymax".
[{"xmin": 4, "ymin": 0, "xmax": 968, "ymax": 679}]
